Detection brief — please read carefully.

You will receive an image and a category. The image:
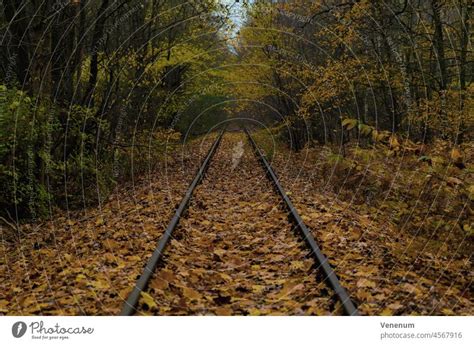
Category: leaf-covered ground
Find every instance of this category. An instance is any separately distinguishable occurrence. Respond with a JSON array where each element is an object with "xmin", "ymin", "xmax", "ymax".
[
  {"xmin": 258, "ymin": 134, "xmax": 473, "ymax": 316},
  {"xmin": 138, "ymin": 134, "xmax": 335, "ymax": 315},
  {"xmin": 0, "ymin": 135, "xmax": 216, "ymax": 315},
  {"xmin": 0, "ymin": 131, "xmax": 472, "ymax": 315}
]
